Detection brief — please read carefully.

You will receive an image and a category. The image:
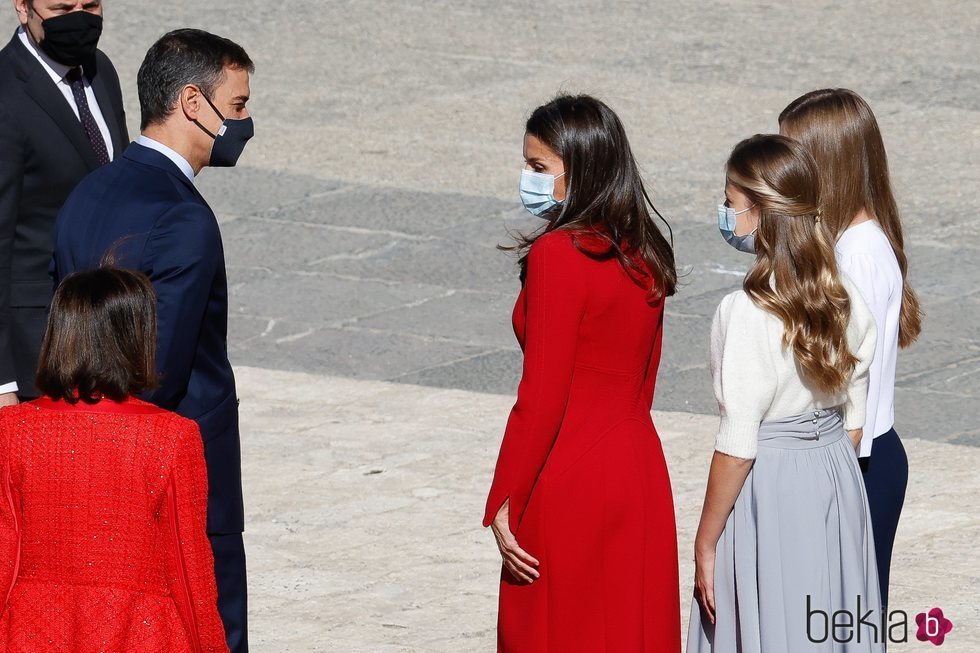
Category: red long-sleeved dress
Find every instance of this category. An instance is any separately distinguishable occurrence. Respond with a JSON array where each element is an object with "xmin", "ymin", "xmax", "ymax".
[
  {"xmin": 484, "ymin": 228, "xmax": 681, "ymax": 652},
  {"xmin": 0, "ymin": 396, "xmax": 228, "ymax": 652}
]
